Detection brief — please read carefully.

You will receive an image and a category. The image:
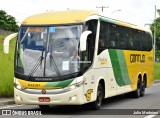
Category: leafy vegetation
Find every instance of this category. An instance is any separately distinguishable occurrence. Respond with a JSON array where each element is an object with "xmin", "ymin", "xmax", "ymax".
[
  {"xmin": 0, "ymin": 35, "xmax": 16, "ymax": 97},
  {"xmin": 0, "ymin": 9, "xmax": 18, "ymax": 97},
  {"xmin": 150, "ymin": 9, "xmax": 160, "ymax": 59},
  {"xmin": 0, "ymin": 10, "xmax": 19, "ymax": 32},
  {"xmin": 154, "ymin": 62, "xmax": 160, "ymax": 80}
]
